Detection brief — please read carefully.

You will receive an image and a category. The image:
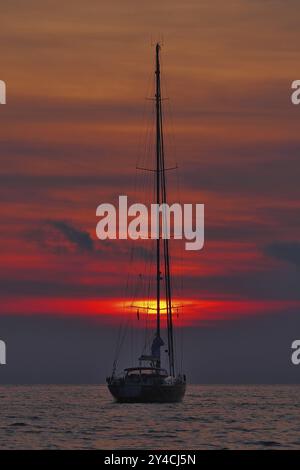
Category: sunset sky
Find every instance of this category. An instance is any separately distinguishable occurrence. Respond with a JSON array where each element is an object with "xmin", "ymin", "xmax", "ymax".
[{"xmin": 1, "ymin": 1, "xmax": 300, "ymax": 383}]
